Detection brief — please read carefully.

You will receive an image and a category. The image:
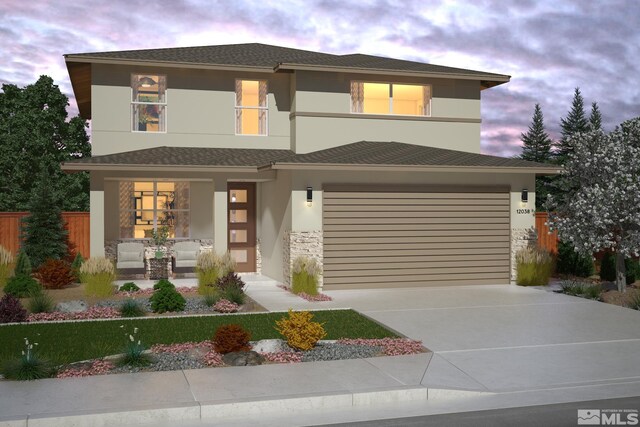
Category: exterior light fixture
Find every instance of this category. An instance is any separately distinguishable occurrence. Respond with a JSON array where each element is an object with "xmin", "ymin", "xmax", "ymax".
[
  {"xmin": 306, "ymin": 186, "xmax": 313, "ymax": 207},
  {"xmin": 521, "ymin": 189, "xmax": 528, "ymax": 203},
  {"xmin": 139, "ymin": 76, "xmax": 156, "ymax": 88}
]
